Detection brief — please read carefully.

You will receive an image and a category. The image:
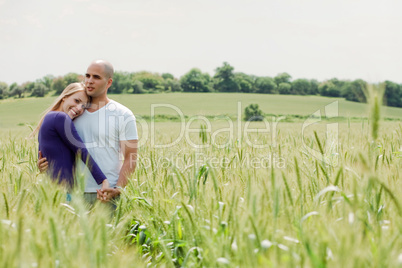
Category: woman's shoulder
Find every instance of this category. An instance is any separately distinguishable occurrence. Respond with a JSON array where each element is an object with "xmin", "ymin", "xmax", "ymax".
[{"xmin": 44, "ymin": 111, "xmax": 71, "ymax": 122}]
